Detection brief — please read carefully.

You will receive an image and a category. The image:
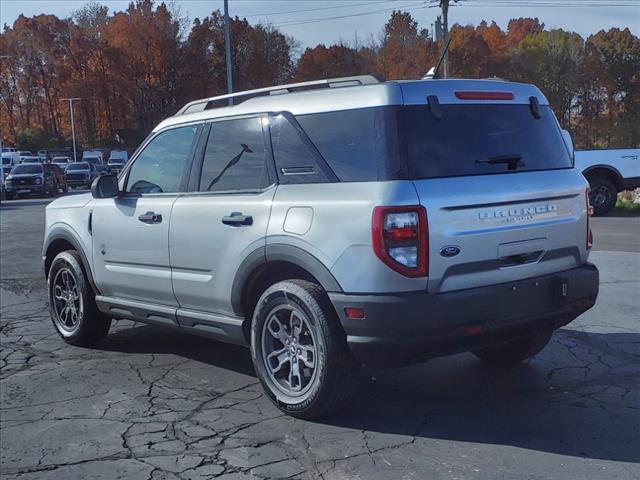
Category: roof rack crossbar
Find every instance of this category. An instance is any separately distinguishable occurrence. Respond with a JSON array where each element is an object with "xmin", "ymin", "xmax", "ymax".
[{"xmin": 175, "ymin": 75, "xmax": 380, "ymax": 116}]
